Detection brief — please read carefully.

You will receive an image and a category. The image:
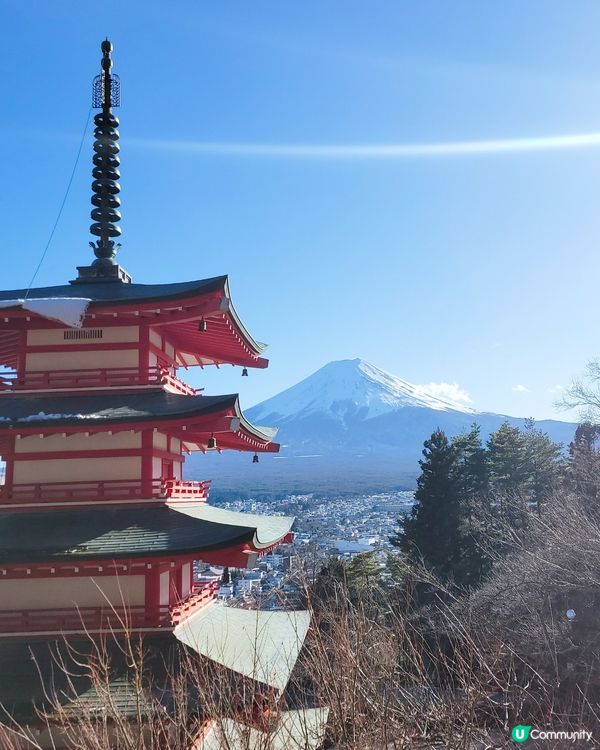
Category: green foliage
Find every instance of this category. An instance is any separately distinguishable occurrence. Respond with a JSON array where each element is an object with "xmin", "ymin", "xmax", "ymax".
[
  {"xmin": 346, "ymin": 552, "xmax": 381, "ymax": 588},
  {"xmin": 392, "ymin": 421, "xmax": 564, "ymax": 589},
  {"xmin": 392, "ymin": 429, "xmax": 462, "ymax": 581},
  {"xmin": 487, "ymin": 422, "xmax": 530, "ymax": 495},
  {"xmin": 522, "ymin": 419, "xmax": 563, "ymax": 512},
  {"xmin": 565, "ymin": 422, "xmax": 600, "ymax": 511},
  {"xmin": 452, "ymin": 423, "xmax": 489, "ymax": 504},
  {"xmin": 452, "ymin": 424, "xmax": 490, "ymax": 587}
]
